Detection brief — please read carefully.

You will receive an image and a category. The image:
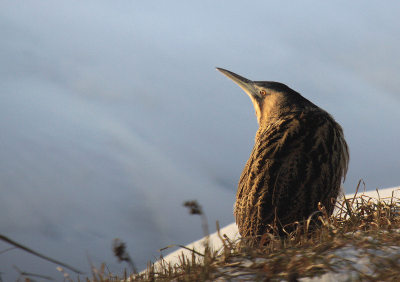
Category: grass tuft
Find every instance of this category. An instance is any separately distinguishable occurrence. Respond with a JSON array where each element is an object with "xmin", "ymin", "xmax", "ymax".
[{"xmin": 122, "ymin": 185, "xmax": 400, "ymax": 281}]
